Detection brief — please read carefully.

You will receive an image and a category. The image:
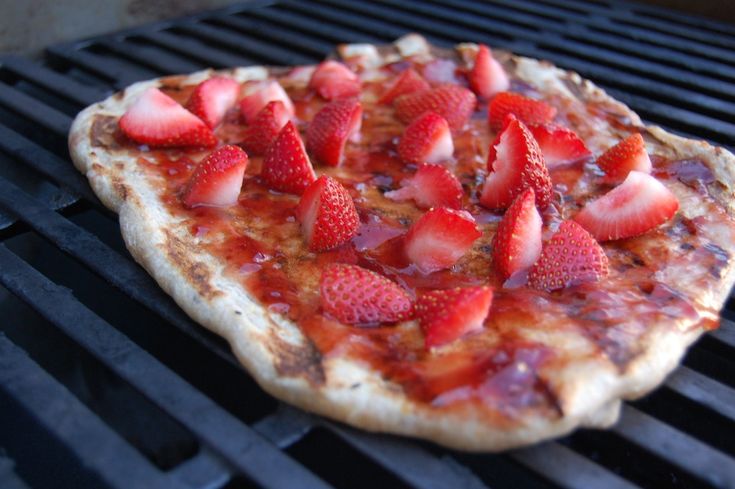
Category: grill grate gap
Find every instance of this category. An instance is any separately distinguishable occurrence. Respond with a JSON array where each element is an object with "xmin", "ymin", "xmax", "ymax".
[
  {"xmin": 682, "ymin": 347, "xmax": 735, "ymax": 390},
  {"xmin": 454, "ymin": 452, "xmax": 559, "ymax": 489}
]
